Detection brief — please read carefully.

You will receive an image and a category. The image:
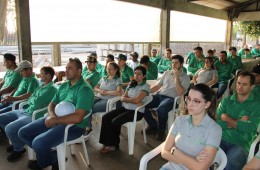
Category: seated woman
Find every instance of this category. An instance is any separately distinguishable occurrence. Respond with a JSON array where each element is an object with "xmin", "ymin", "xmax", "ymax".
[
  {"xmin": 161, "ymin": 84, "xmax": 222, "ymax": 170},
  {"xmin": 99, "ymin": 66, "xmax": 150, "ymax": 153},
  {"xmin": 193, "ymin": 57, "xmax": 218, "ymax": 87},
  {"xmin": 92, "ymin": 61, "xmax": 123, "ymax": 116}
]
